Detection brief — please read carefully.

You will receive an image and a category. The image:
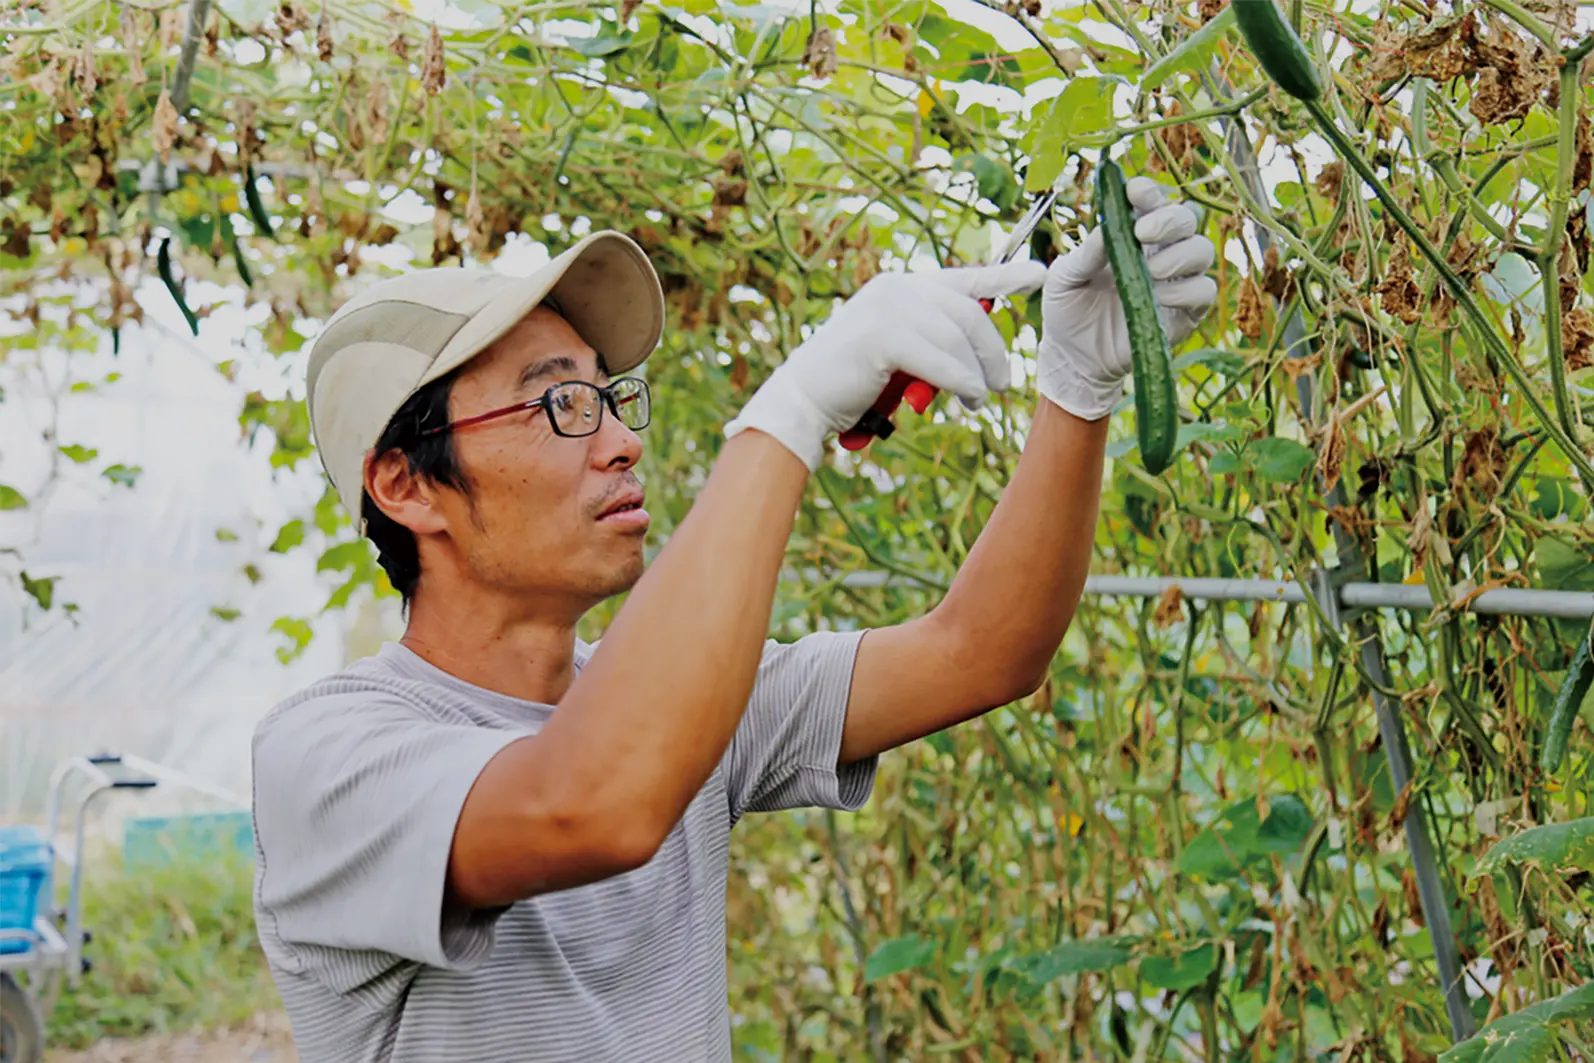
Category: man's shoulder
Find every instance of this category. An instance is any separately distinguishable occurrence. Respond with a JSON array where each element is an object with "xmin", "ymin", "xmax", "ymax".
[{"xmin": 252, "ymin": 650, "xmax": 451, "ymax": 746}]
